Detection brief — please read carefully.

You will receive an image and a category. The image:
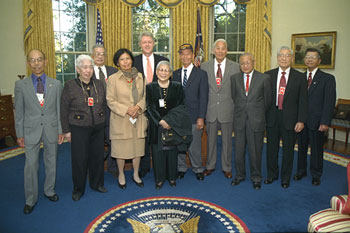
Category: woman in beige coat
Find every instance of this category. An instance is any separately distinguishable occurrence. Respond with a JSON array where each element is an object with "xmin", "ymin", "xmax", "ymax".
[{"xmin": 107, "ymin": 49, "xmax": 147, "ymax": 189}]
